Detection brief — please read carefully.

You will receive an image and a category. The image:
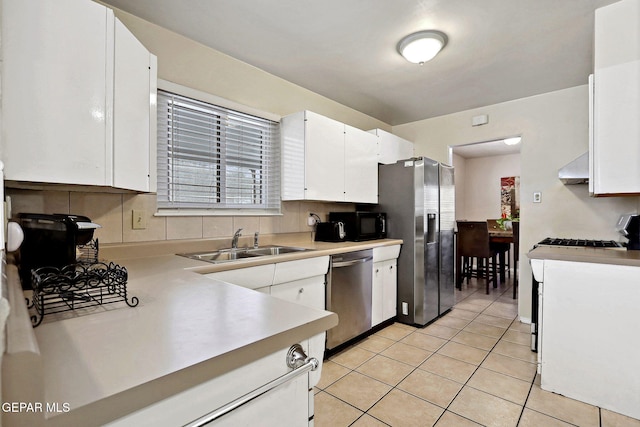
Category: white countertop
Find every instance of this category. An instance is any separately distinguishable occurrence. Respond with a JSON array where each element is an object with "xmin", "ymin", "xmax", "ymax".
[
  {"xmin": 3, "ymin": 237, "xmax": 401, "ymax": 426},
  {"xmin": 527, "ymin": 245, "xmax": 640, "ymax": 266}
]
